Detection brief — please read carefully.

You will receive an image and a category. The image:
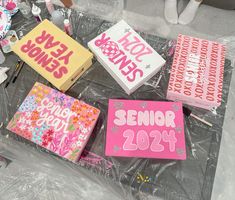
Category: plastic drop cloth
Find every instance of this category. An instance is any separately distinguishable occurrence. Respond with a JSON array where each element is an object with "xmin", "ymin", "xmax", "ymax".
[{"xmin": 0, "ymin": 2, "xmax": 234, "ymax": 200}]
